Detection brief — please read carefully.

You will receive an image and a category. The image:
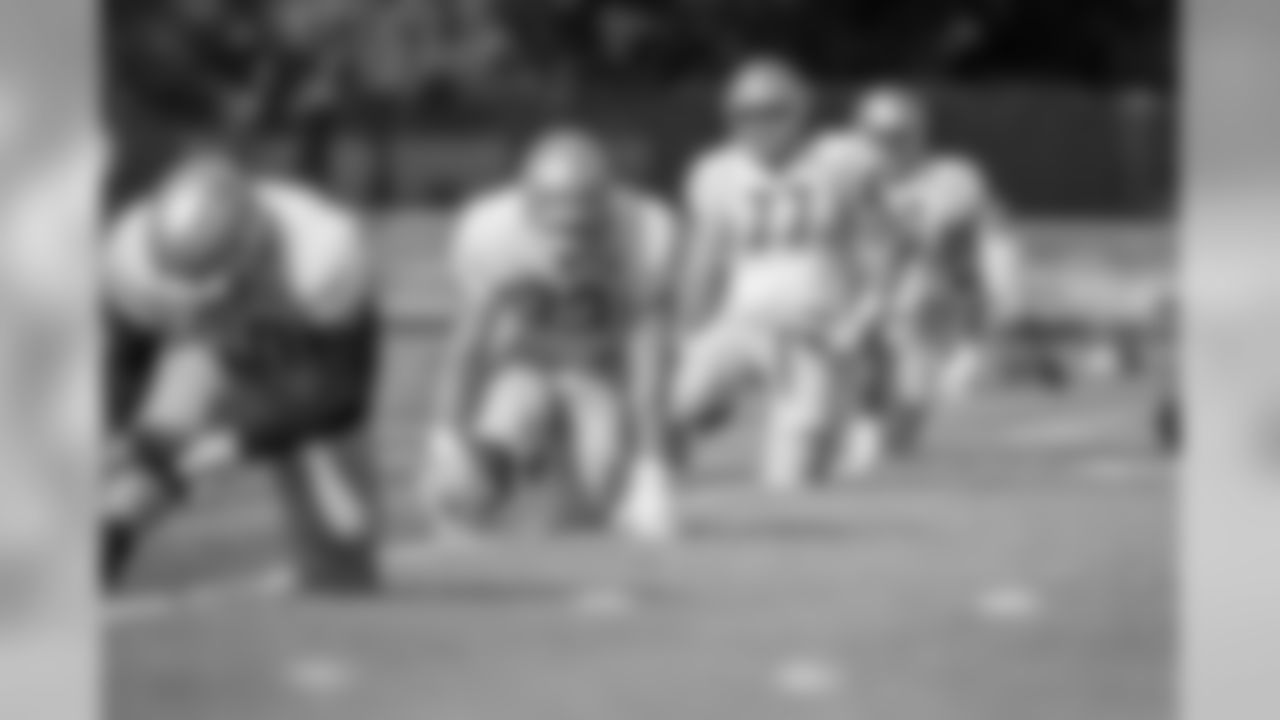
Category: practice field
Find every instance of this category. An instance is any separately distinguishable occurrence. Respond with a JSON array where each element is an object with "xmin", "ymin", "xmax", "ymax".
[{"xmin": 107, "ymin": 218, "xmax": 1174, "ymax": 720}]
